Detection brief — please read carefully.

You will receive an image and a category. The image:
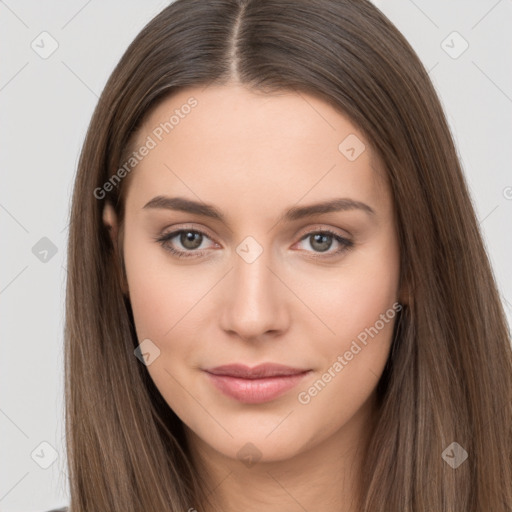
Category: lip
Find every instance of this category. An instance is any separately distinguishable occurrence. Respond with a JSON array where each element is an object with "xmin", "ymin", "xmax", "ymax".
[{"xmin": 203, "ymin": 363, "xmax": 311, "ymax": 404}]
